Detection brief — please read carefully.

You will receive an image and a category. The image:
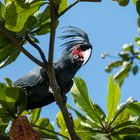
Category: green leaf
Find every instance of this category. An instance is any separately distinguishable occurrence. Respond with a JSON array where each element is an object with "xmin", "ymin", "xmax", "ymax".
[
  {"xmin": 0, "ymin": 2, "xmax": 6, "ymax": 19},
  {"xmin": 127, "ymin": 102, "xmax": 140, "ymax": 116},
  {"xmin": 135, "ymin": 36, "xmax": 140, "ymax": 46},
  {"xmin": 118, "ymin": 0, "xmax": 130, "ymax": 7},
  {"xmin": 0, "ymin": 33, "xmax": 20, "ymax": 69},
  {"xmin": 111, "ymin": 121, "xmax": 135, "ymax": 132},
  {"xmin": 34, "ymin": 118, "xmax": 58, "ymax": 139},
  {"xmin": 5, "ymin": 0, "xmax": 45, "ymax": 32},
  {"xmin": 29, "ymin": 6, "xmax": 50, "ymax": 32},
  {"xmin": 17, "ymin": 15, "xmax": 38, "ymax": 36},
  {"xmin": 122, "ymin": 44, "xmax": 133, "ymax": 52},
  {"xmin": 56, "ymin": 112, "xmax": 66, "ymax": 130},
  {"xmin": 124, "ymin": 135, "xmax": 140, "ymax": 139},
  {"xmin": 35, "ymin": 118, "xmax": 49, "ymax": 128},
  {"xmin": 0, "ymin": 83, "xmax": 27, "ymax": 115},
  {"xmin": 119, "ymin": 51, "xmax": 130, "ymax": 61},
  {"xmin": 92, "ymin": 133, "xmax": 110, "ymax": 140},
  {"xmin": 4, "ymin": 78, "xmax": 14, "ymax": 87},
  {"xmin": 0, "ymin": 105, "xmax": 9, "ymax": 117},
  {"xmin": 113, "ymin": 108, "xmax": 130, "ymax": 125},
  {"xmin": 105, "ymin": 61, "xmax": 123, "ymax": 72},
  {"xmin": 136, "ymin": 0, "xmax": 140, "ymax": 16},
  {"xmin": 0, "ymin": 115, "xmax": 11, "ymax": 135},
  {"xmin": 110, "ymin": 97, "xmax": 135, "ymax": 125},
  {"xmin": 67, "ymin": 104, "xmax": 87, "ymax": 121},
  {"xmin": 34, "ymin": 20, "xmax": 59, "ymax": 35},
  {"xmin": 0, "ymin": 49, "xmax": 20, "ymax": 69},
  {"xmin": 114, "ymin": 61, "xmax": 132, "ymax": 85},
  {"xmin": 54, "ymin": 0, "xmax": 68, "ymax": 14},
  {"xmin": 30, "ymin": 108, "xmax": 42, "ymax": 124},
  {"xmin": 113, "ymin": 126, "xmax": 140, "ymax": 135},
  {"xmin": 107, "ymin": 75, "xmax": 120, "ymax": 124},
  {"xmin": 132, "ymin": 65, "xmax": 139, "ymax": 75},
  {"xmin": 133, "ymin": 0, "xmax": 136, "ymax": 5},
  {"xmin": 16, "ymin": 89, "xmax": 27, "ymax": 115},
  {"xmin": 71, "ymin": 77, "xmax": 103, "ymax": 126},
  {"xmin": 67, "ymin": 104, "xmax": 102, "ymax": 129}
]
